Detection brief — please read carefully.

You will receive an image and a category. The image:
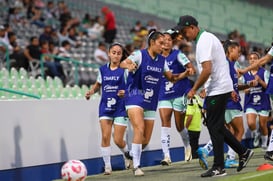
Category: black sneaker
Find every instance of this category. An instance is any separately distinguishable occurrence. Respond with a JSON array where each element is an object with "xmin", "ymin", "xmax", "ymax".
[
  {"xmin": 201, "ymin": 167, "xmax": 227, "ymax": 177},
  {"xmin": 264, "ymin": 151, "xmax": 273, "ymax": 161},
  {"xmin": 237, "ymin": 149, "xmax": 254, "ymax": 172}
]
